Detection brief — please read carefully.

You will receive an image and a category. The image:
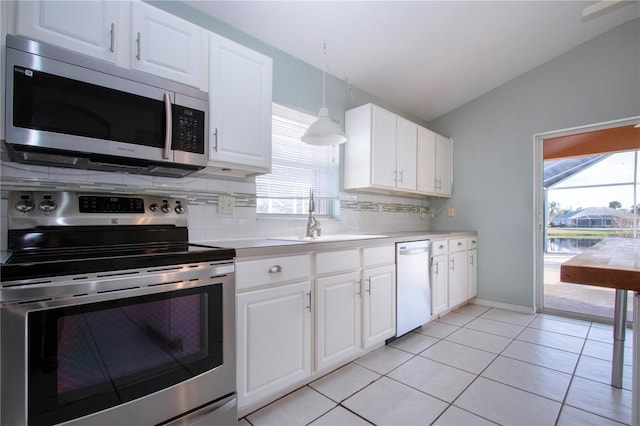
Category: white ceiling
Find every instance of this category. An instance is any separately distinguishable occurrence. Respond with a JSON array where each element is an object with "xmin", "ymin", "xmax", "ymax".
[{"xmin": 184, "ymin": 1, "xmax": 640, "ymax": 122}]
